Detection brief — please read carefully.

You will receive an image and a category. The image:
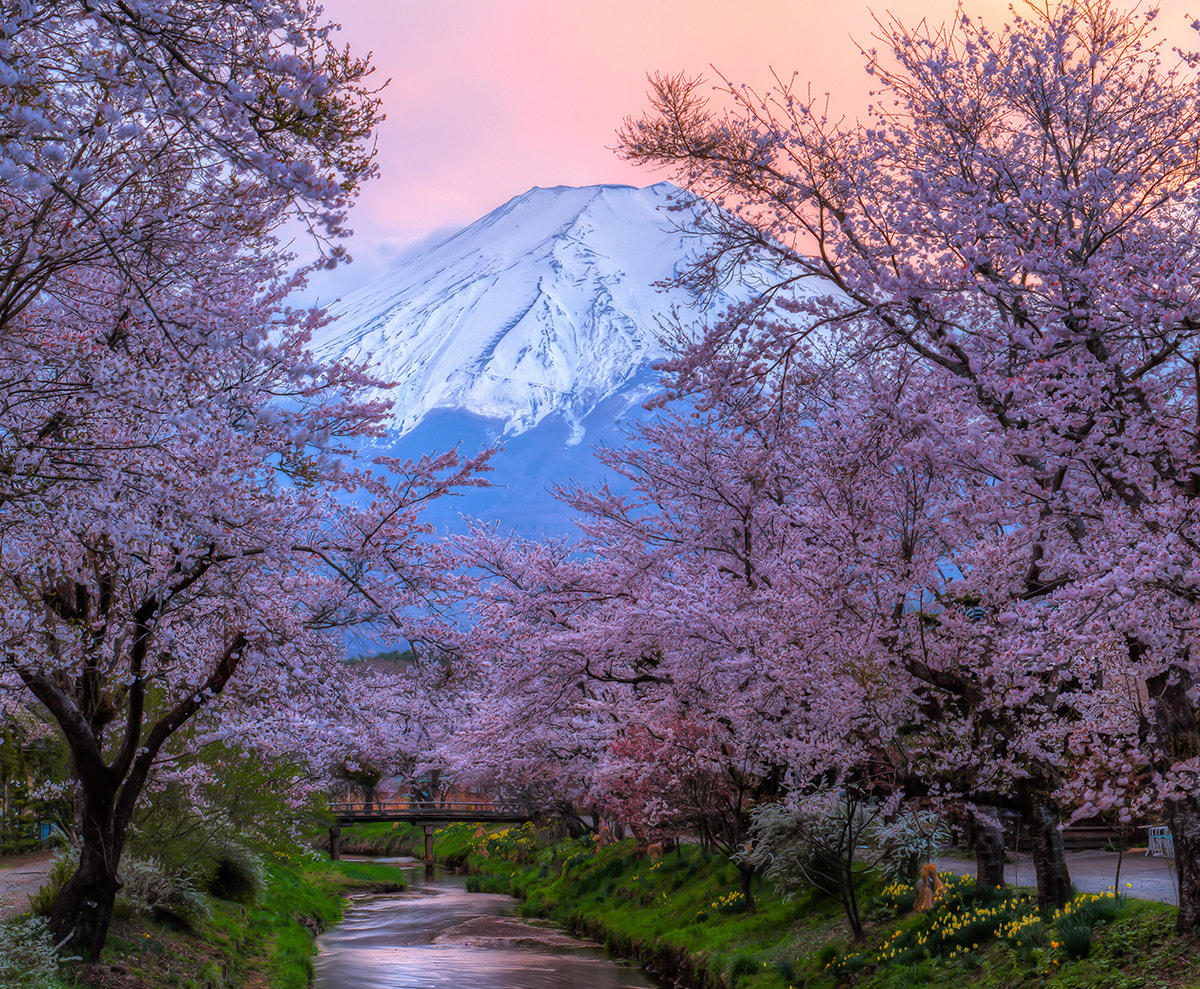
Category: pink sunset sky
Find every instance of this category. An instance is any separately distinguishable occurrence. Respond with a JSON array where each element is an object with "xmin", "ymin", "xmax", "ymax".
[{"xmin": 307, "ymin": 0, "xmax": 1197, "ymax": 298}]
